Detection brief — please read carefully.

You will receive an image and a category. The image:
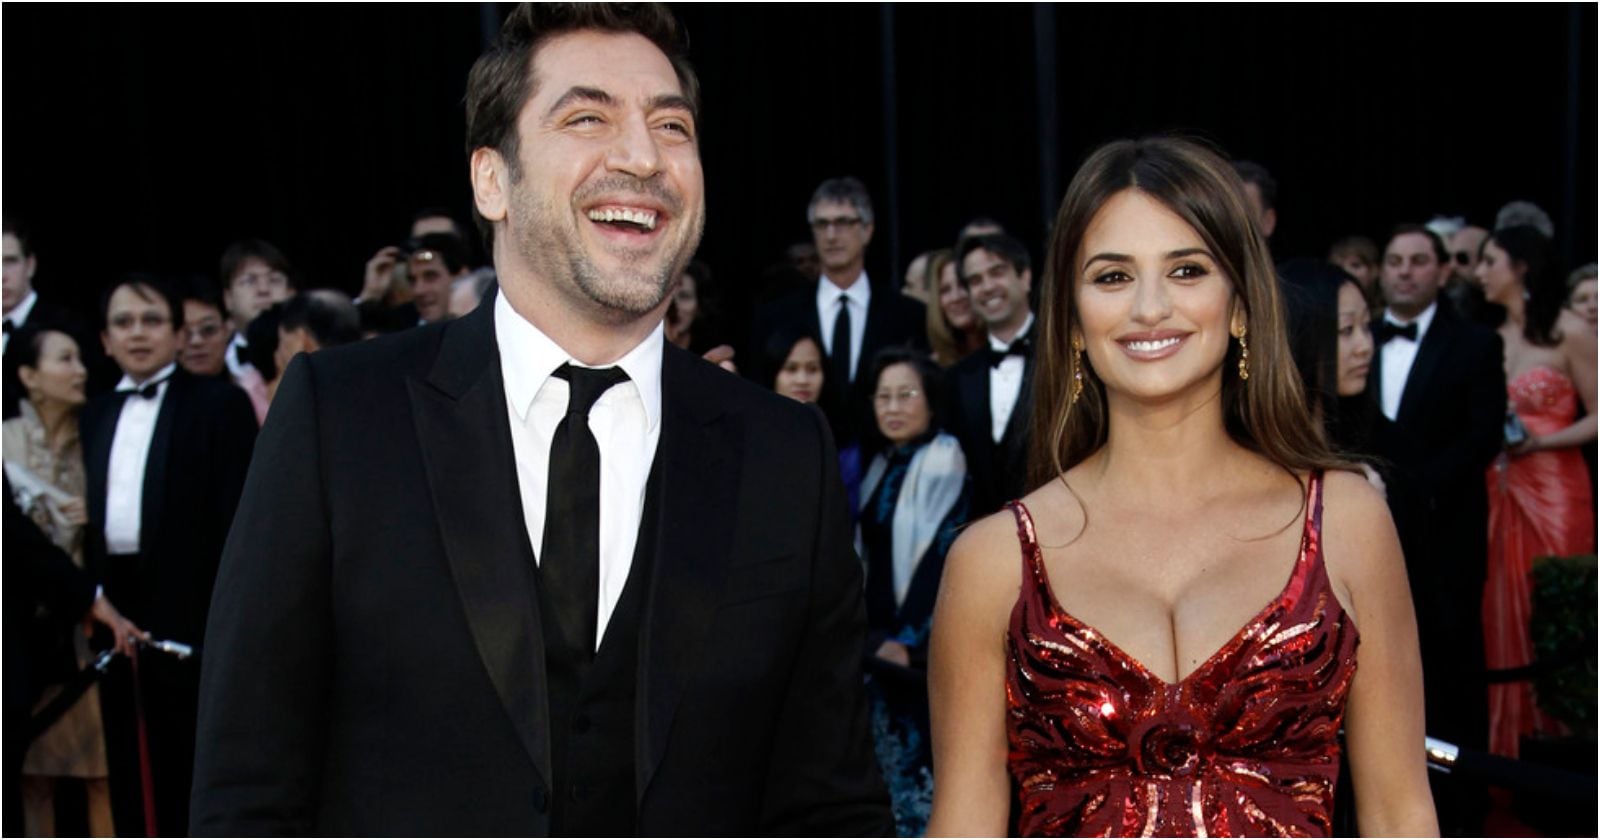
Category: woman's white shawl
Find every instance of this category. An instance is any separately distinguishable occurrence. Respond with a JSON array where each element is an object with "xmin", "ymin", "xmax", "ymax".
[{"xmin": 856, "ymin": 431, "xmax": 967, "ymax": 607}]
